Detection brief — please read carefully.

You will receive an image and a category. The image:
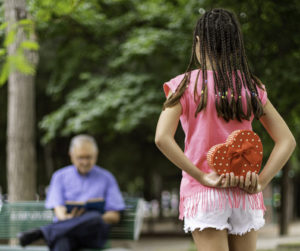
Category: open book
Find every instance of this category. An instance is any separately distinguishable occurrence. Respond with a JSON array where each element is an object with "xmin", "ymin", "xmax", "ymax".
[{"xmin": 65, "ymin": 198, "xmax": 105, "ymax": 214}]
